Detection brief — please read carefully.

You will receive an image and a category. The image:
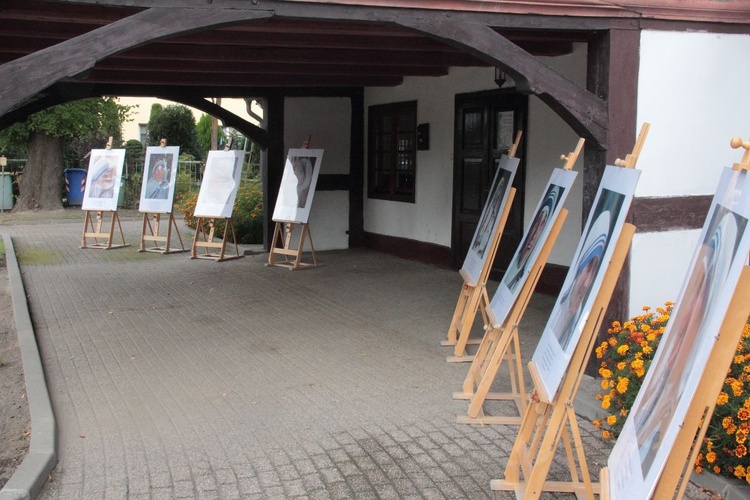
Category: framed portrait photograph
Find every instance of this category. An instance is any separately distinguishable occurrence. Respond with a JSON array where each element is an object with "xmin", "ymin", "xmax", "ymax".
[
  {"xmin": 460, "ymin": 155, "xmax": 520, "ymax": 287},
  {"xmin": 139, "ymin": 145, "xmax": 180, "ymax": 213},
  {"xmin": 607, "ymin": 167, "xmax": 750, "ymax": 500},
  {"xmin": 272, "ymin": 148, "xmax": 324, "ymax": 224},
  {"xmin": 81, "ymin": 149, "xmax": 126, "ymax": 212},
  {"xmin": 487, "ymin": 167, "xmax": 577, "ymax": 326},
  {"xmin": 531, "ymin": 165, "xmax": 640, "ymax": 400},
  {"xmin": 193, "ymin": 150, "xmax": 244, "ymax": 219}
]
